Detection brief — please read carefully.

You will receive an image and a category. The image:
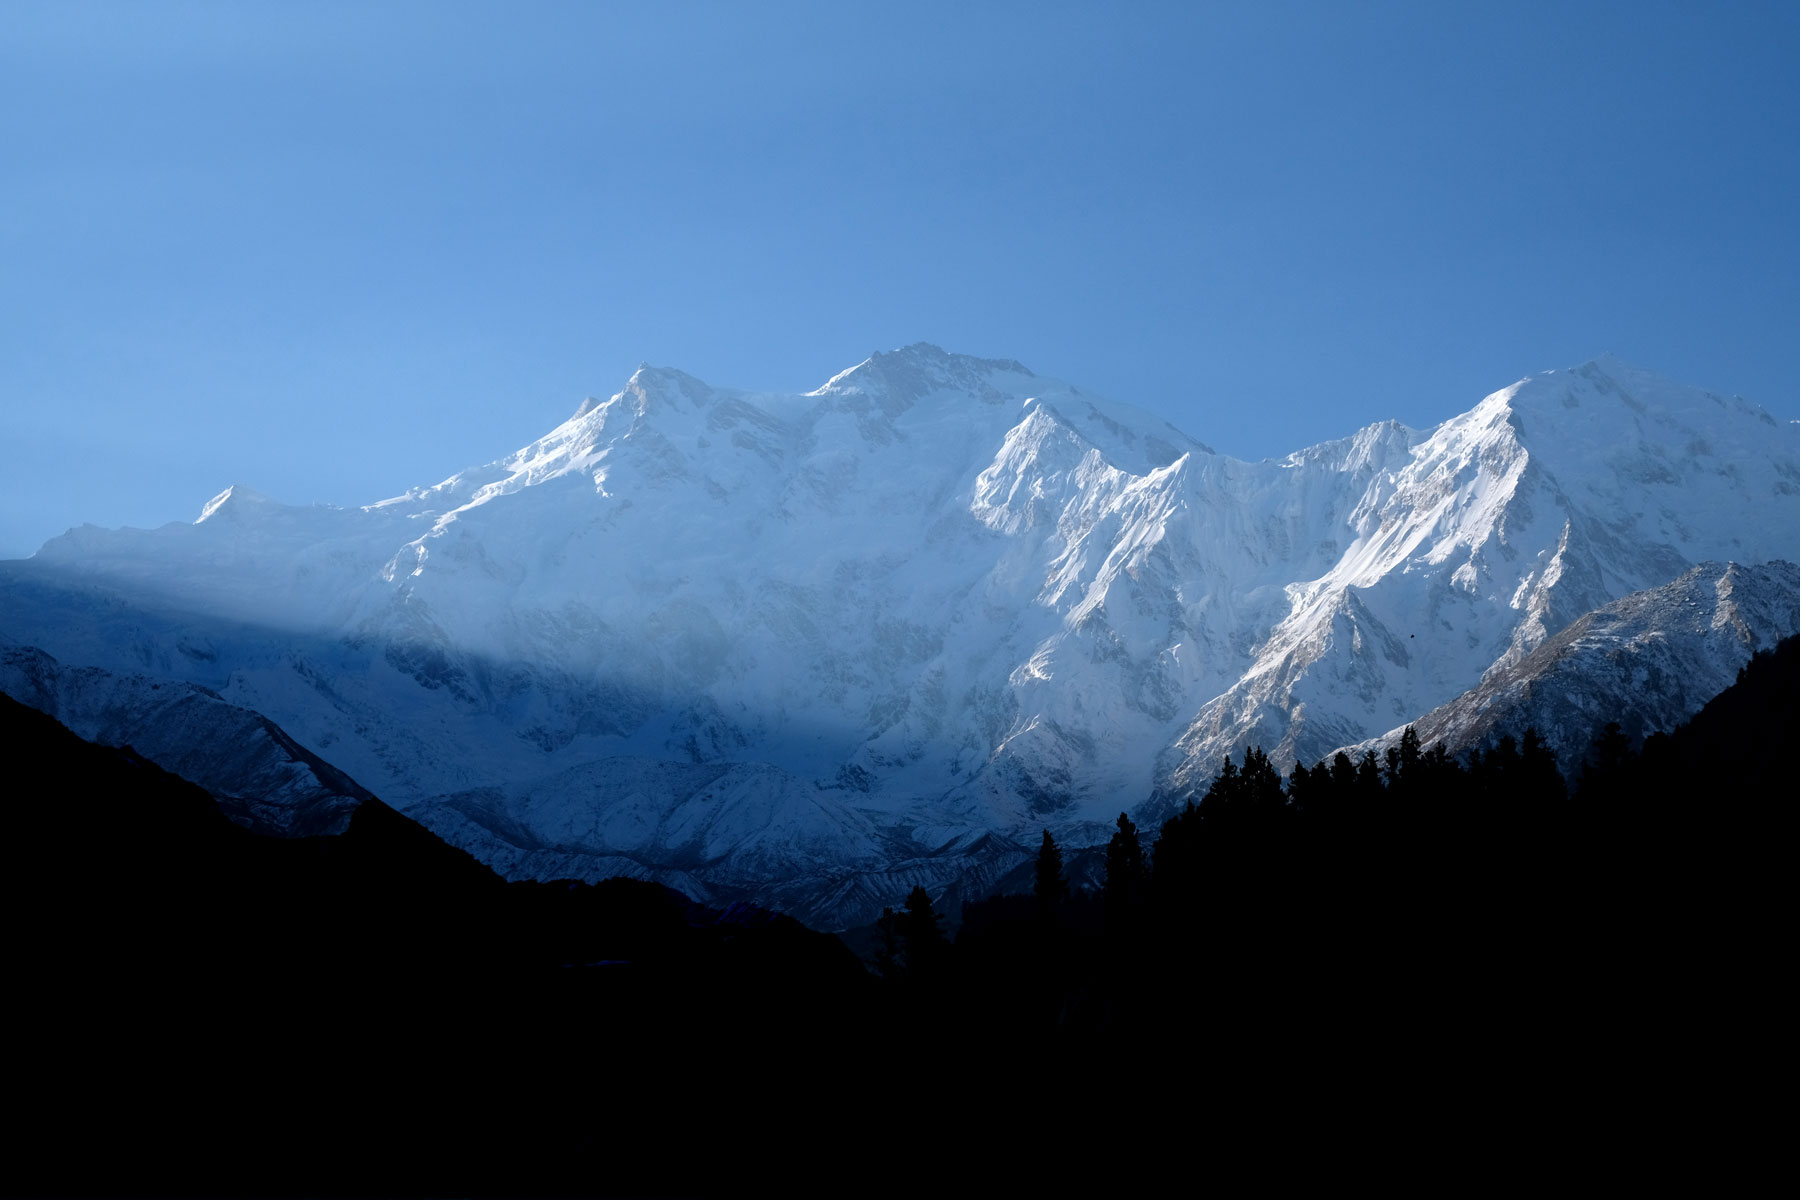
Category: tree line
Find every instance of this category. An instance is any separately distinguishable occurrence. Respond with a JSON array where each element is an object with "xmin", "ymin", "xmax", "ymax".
[{"xmin": 869, "ymin": 627, "xmax": 1794, "ymax": 1061}]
